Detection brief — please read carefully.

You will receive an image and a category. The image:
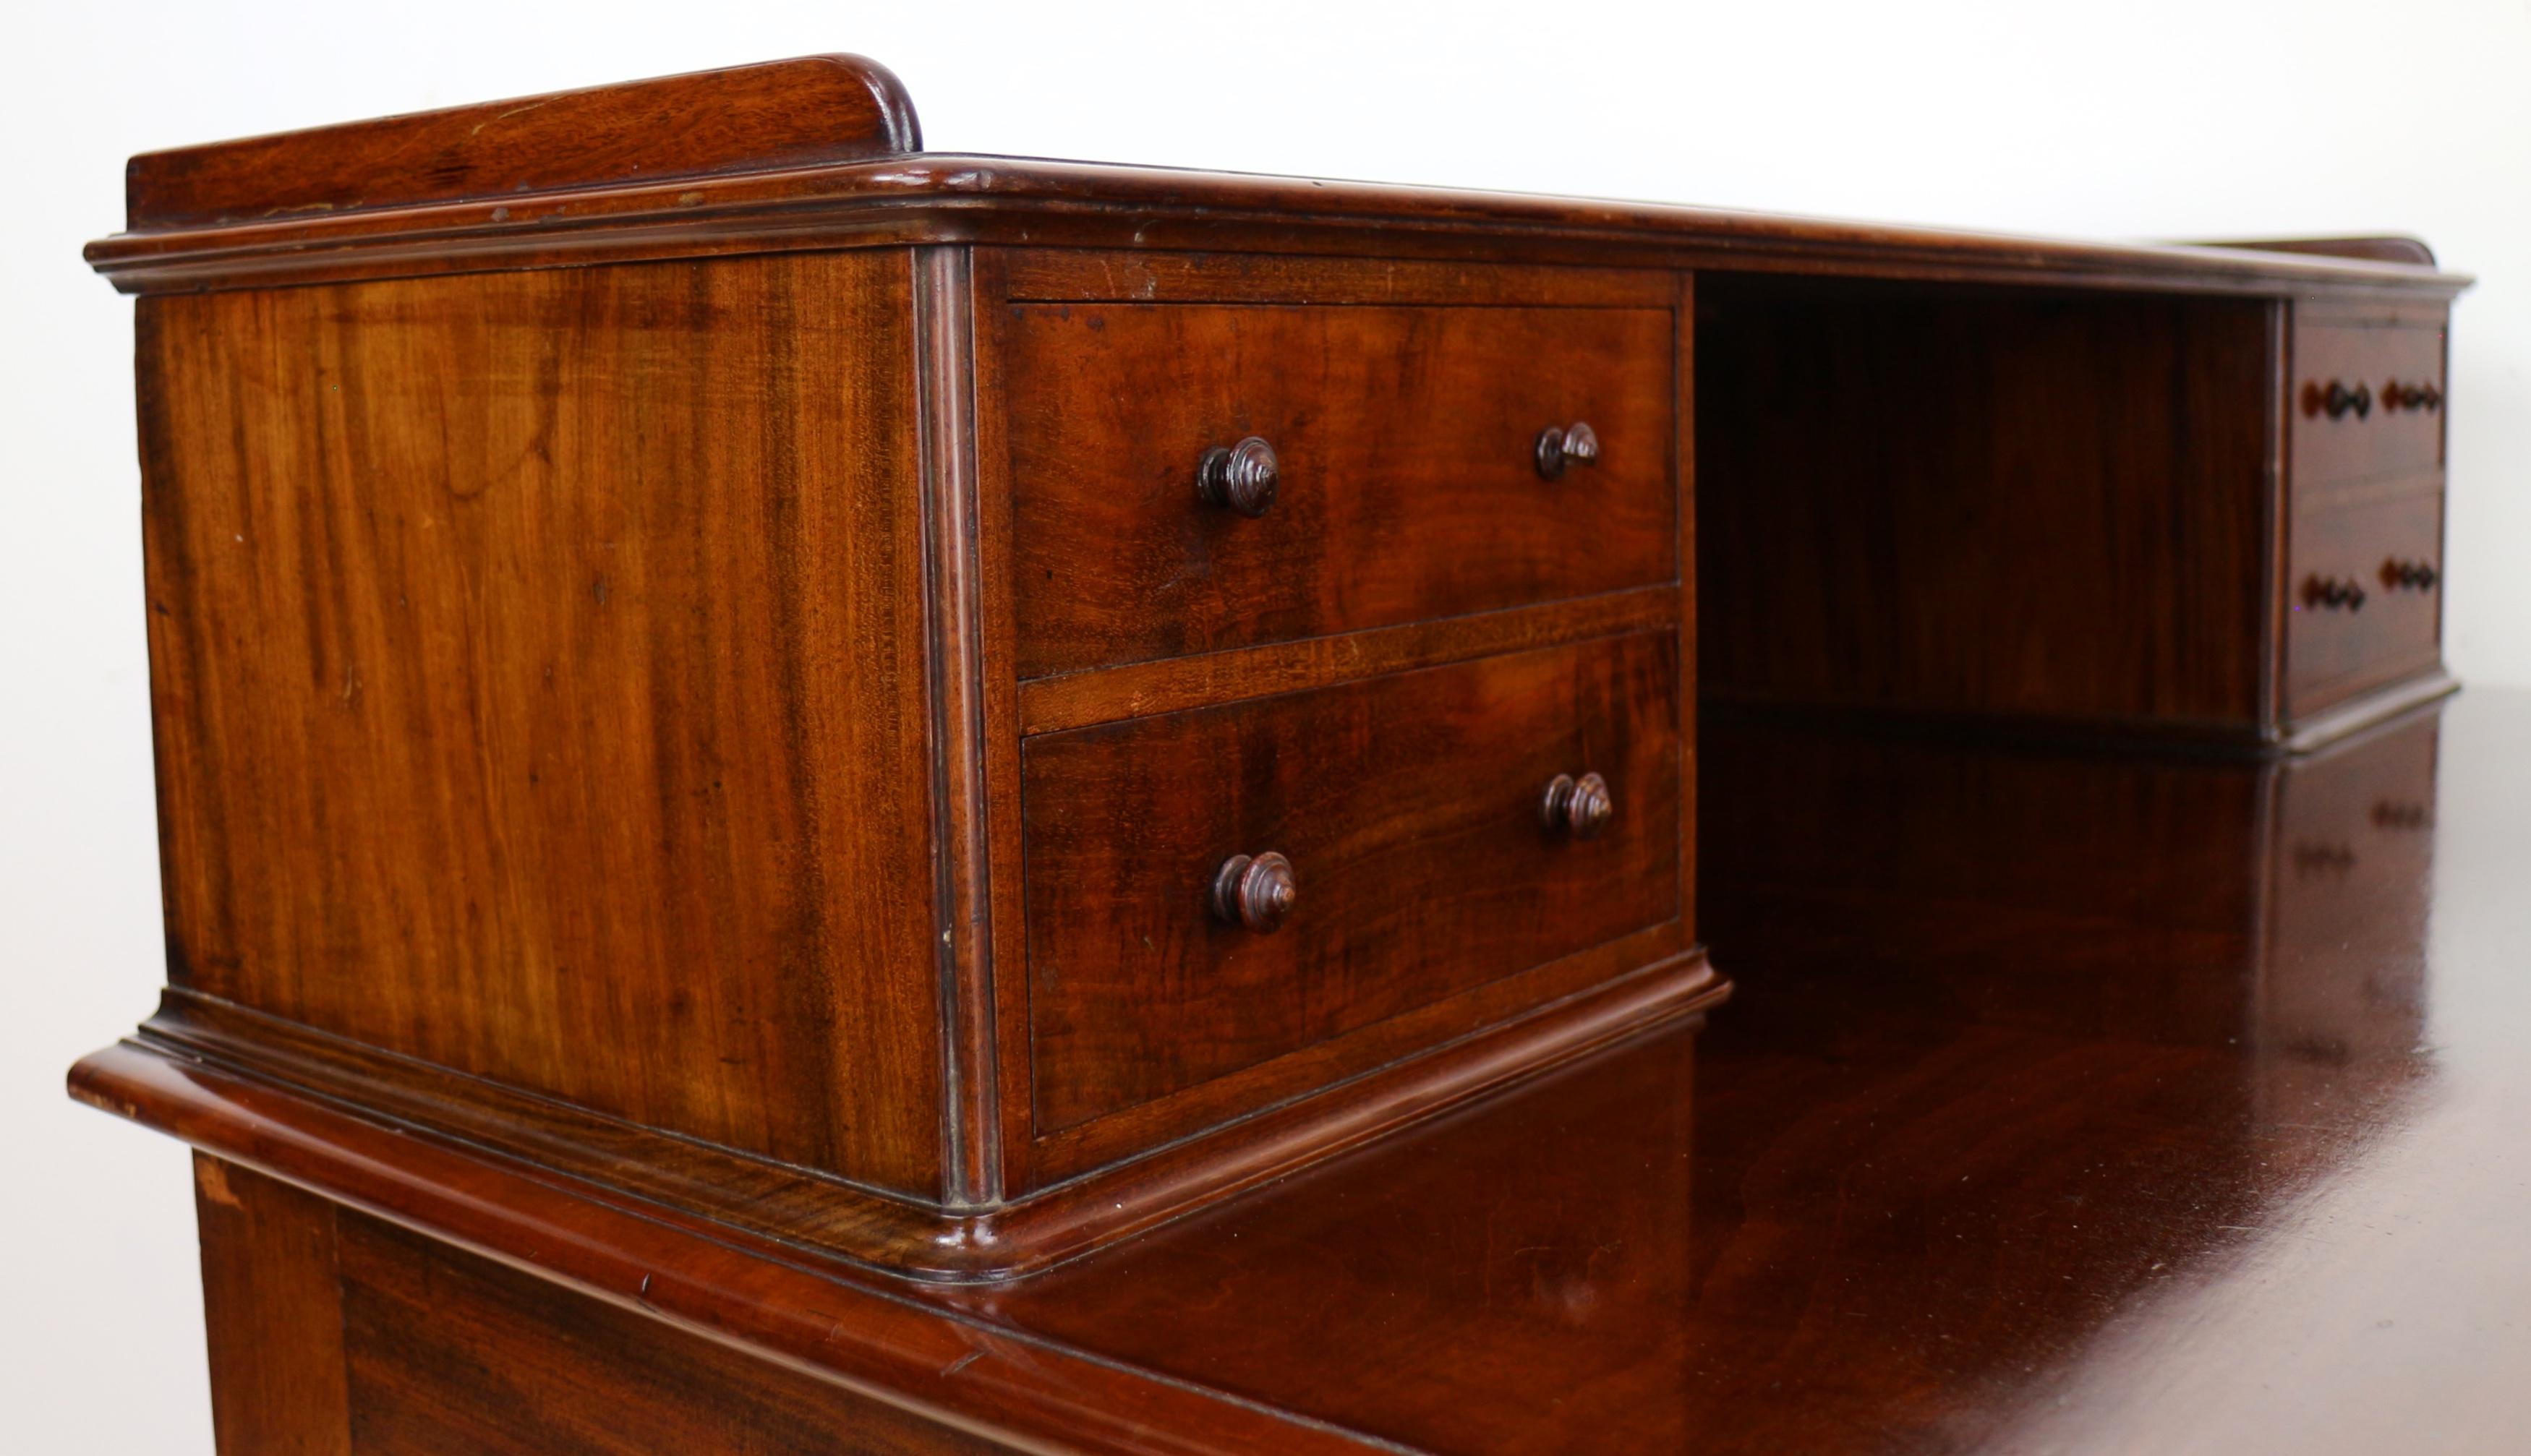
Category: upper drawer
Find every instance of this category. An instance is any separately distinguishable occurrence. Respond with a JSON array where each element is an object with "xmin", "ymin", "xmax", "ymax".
[
  {"xmin": 1020, "ymin": 631, "xmax": 1681, "ymax": 1139},
  {"xmin": 2286, "ymin": 488, "xmax": 2444, "ymax": 719},
  {"xmin": 997, "ymin": 303, "xmax": 1678, "ymax": 678},
  {"xmin": 2292, "ymin": 321, "xmax": 2446, "ymax": 493}
]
